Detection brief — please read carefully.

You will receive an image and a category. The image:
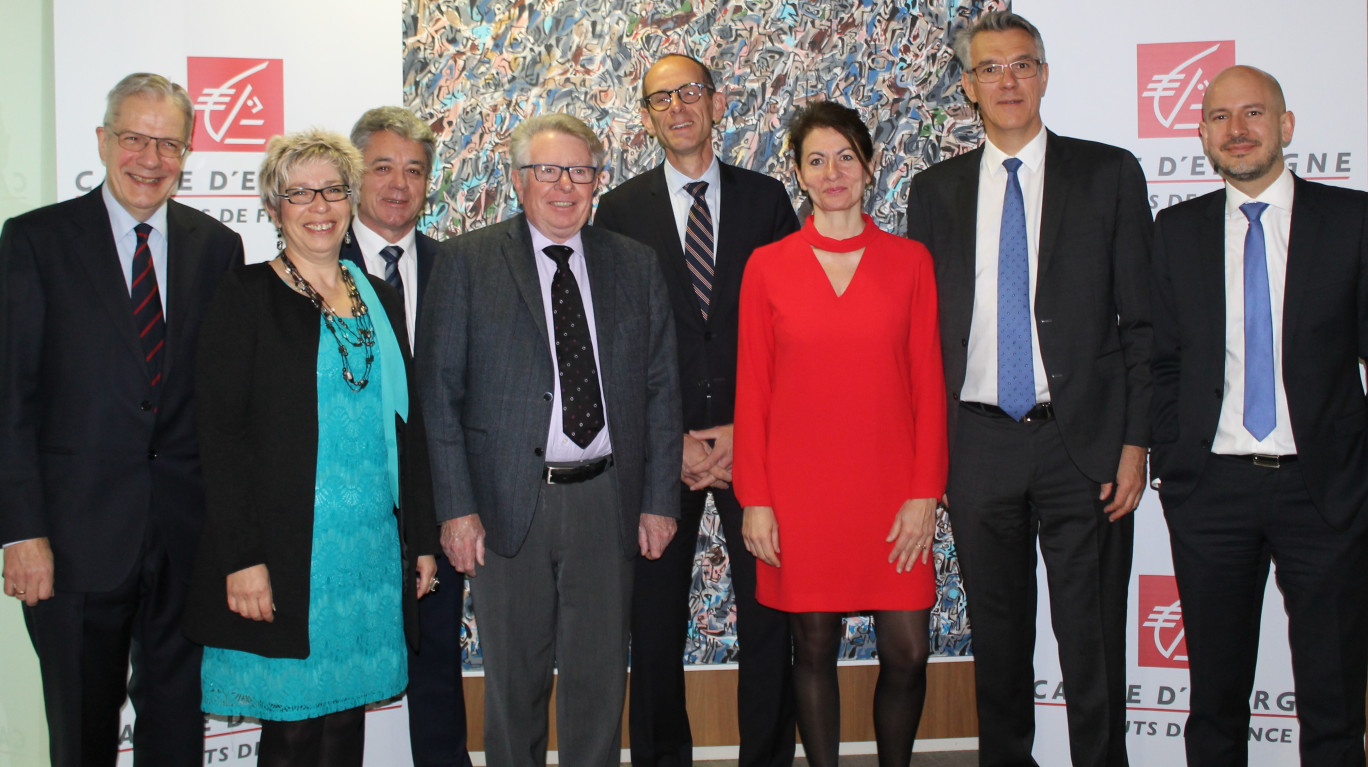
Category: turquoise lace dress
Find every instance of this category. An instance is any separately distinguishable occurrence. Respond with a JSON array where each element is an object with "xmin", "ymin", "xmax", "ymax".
[{"xmin": 201, "ymin": 315, "xmax": 406, "ymax": 720}]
